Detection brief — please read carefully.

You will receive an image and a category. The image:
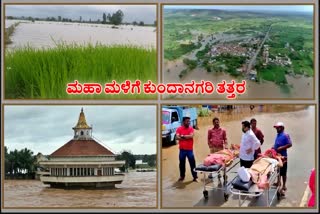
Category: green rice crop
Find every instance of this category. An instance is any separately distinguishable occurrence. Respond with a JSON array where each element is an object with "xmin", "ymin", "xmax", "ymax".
[
  {"xmin": 258, "ymin": 65, "xmax": 288, "ymax": 85},
  {"xmin": 5, "ymin": 43, "xmax": 157, "ymax": 99}
]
